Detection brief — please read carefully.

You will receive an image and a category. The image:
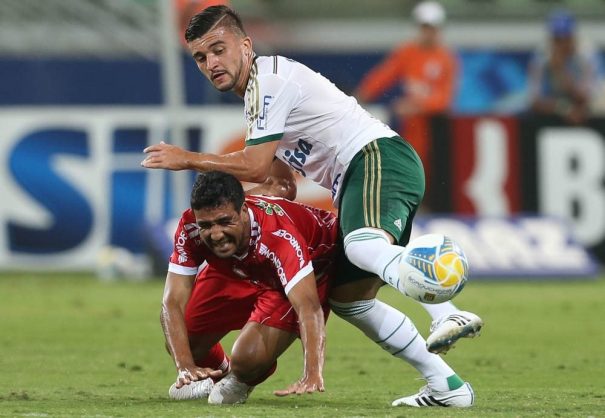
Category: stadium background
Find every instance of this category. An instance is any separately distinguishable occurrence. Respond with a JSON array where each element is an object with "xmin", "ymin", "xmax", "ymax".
[
  {"xmin": 2, "ymin": 0, "xmax": 605, "ymax": 276},
  {"xmin": 2, "ymin": 1, "xmax": 605, "ymax": 416}
]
